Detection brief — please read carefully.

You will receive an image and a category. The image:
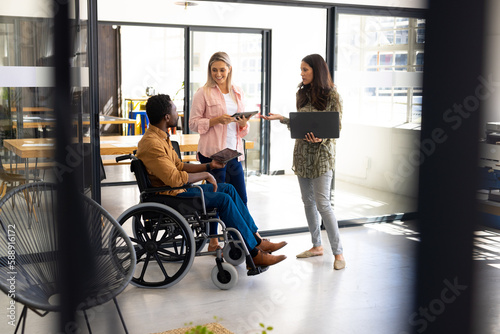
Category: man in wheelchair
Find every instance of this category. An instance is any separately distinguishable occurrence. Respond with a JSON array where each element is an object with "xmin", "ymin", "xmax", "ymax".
[{"xmin": 136, "ymin": 94, "xmax": 287, "ymax": 268}]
